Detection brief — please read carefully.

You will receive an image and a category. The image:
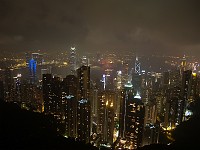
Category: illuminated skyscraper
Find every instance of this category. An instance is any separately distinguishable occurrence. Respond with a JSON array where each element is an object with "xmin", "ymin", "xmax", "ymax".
[
  {"xmin": 135, "ymin": 56, "xmax": 141, "ymax": 75},
  {"xmin": 180, "ymin": 55, "xmax": 187, "ymax": 73},
  {"xmin": 61, "ymin": 75, "xmax": 78, "ymax": 138},
  {"xmin": 69, "ymin": 47, "xmax": 77, "ymax": 75},
  {"xmin": 116, "ymin": 71, "xmax": 122, "ymax": 90},
  {"xmin": 142, "ymin": 123, "xmax": 159, "ymax": 146},
  {"xmin": 4, "ymin": 68, "xmax": 14, "ymax": 102},
  {"xmin": 132, "ymin": 56, "xmax": 142, "ymax": 95},
  {"xmin": 119, "ymin": 81, "xmax": 133, "ymax": 139},
  {"xmin": 29, "ymin": 58, "xmax": 37, "ymax": 84},
  {"xmin": 118, "ymin": 81, "xmax": 145, "ymax": 149},
  {"xmin": 30, "ymin": 52, "xmax": 44, "ymax": 64},
  {"xmin": 188, "ymin": 72, "xmax": 197, "ymax": 104},
  {"xmin": 161, "ymin": 70, "xmax": 183, "ymax": 128},
  {"xmin": 164, "ymin": 86, "xmax": 182, "ymax": 128},
  {"xmin": 182, "ymin": 70, "xmax": 197, "ymax": 121},
  {"xmin": 77, "ymin": 65, "xmax": 91, "ymax": 143},
  {"xmin": 20, "ymin": 81, "xmax": 43, "ymax": 112},
  {"xmin": 169, "ymin": 70, "xmax": 182, "ymax": 88},
  {"xmin": 42, "ymin": 74, "xmax": 52, "ymax": 114},
  {"xmin": 97, "ymin": 91, "xmax": 115, "ymax": 145},
  {"xmin": 41, "ymin": 69, "xmax": 48, "ymax": 80},
  {"xmin": 81, "ymin": 56, "xmax": 89, "ymax": 66},
  {"xmin": 90, "ymin": 85, "xmax": 98, "ymax": 140},
  {"xmin": 42, "ymin": 74, "xmax": 62, "ymax": 126},
  {"xmin": 13, "ymin": 74, "xmax": 22, "ymax": 104}
]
